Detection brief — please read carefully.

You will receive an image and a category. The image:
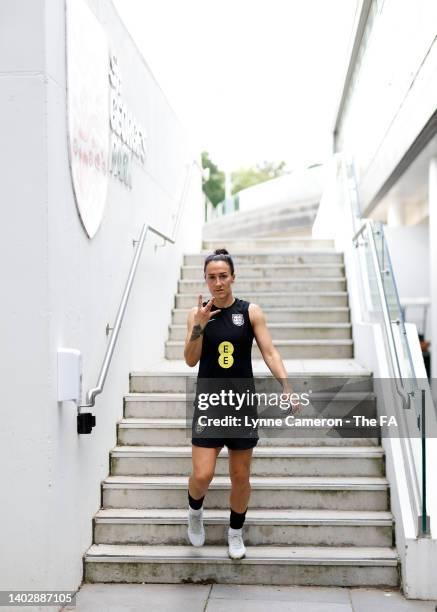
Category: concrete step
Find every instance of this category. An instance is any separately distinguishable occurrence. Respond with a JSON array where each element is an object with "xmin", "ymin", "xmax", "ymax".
[
  {"xmin": 181, "ymin": 264, "xmax": 345, "ymax": 280},
  {"xmin": 102, "ymin": 475, "xmax": 389, "ymax": 511},
  {"xmin": 117, "ymin": 418, "xmax": 380, "ymax": 447},
  {"xmin": 178, "ymin": 279, "xmax": 347, "ymax": 293},
  {"xmin": 165, "ymin": 339, "xmax": 354, "ymax": 359},
  {"xmin": 126, "ymin": 370, "xmax": 373, "ymax": 394},
  {"xmin": 109, "ymin": 445, "xmax": 385, "ymax": 478},
  {"xmin": 172, "ymin": 307, "xmax": 351, "ymax": 324},
  {"xmin": 175, "ymin": 293, "xmax": 348, "ymax": 308},
  {"xmin": 202, "ymin": 238, "xmax": 335, "ymax": 251},
  {"xmin": 123, "ymin": 390, "xmax": 376, "ymax": 418},
  {"xmin": 168, "ymin": 323, "xmax": 352, "ymax": 341},
  {"xmin": 185, "ymin": 252, "xmax": 344, "ymax": 266},
  {"xmin": 84, "ymin": 543, "xmax": 398, "ymax": 586},
  {"xmin": 93, "ymin": 508, "xmax": 394, "ymax": 548}
]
